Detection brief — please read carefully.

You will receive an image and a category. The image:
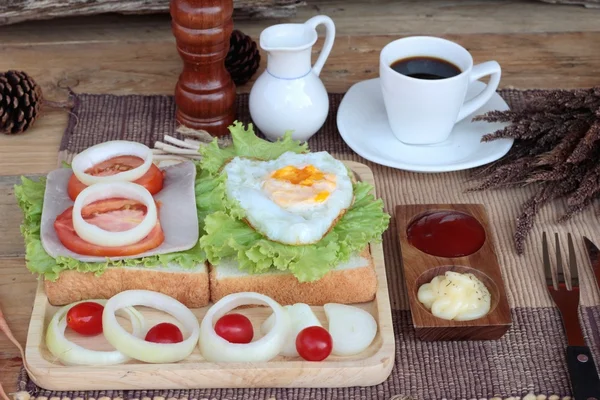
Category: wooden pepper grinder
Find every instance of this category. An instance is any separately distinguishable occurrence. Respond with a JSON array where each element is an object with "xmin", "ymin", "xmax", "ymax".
[{"xmin": 170, "ymin": 0, "xmax": 236, "ymax": 137}]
